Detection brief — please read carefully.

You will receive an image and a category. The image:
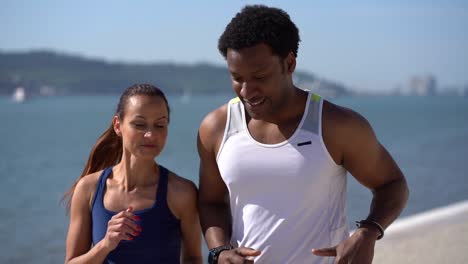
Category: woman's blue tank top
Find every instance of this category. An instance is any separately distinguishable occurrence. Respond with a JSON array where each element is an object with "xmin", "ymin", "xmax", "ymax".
[{"xmin": 91, "ymin": 165, "xmax": 181, "ymax": 263}]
